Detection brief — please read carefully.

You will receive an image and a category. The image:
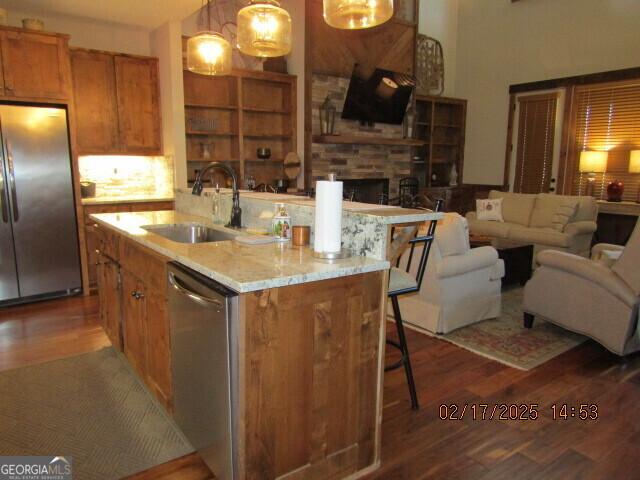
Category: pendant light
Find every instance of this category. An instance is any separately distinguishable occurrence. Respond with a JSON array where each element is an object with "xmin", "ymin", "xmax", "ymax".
[
  {"xmin": 187, "ymin": 0, "xmax": 232, "ymax": 76},
  {"xmin": 323, "ymin": 0, "xmax": 394, "ymax": 30},
  {"xmin": 237, "ymin": 0, "xmax": 292, "ymax": 58}
]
